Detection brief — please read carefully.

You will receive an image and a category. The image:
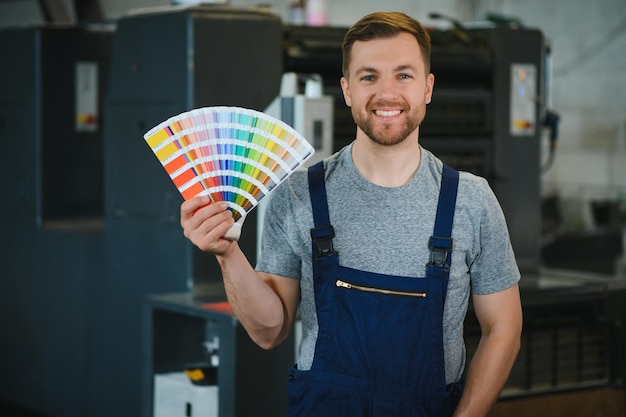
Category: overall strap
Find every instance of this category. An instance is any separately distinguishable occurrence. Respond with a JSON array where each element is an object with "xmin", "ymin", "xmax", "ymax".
[
  {"xmin": 308, "ymin": 161, "xmax": 337, "ymax": 259},
  {"xmin": 427, "ymin": 165, "xmax": 459, "ymax": 290}
]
